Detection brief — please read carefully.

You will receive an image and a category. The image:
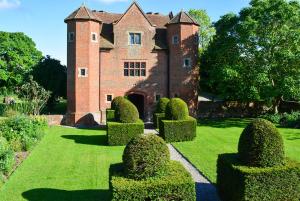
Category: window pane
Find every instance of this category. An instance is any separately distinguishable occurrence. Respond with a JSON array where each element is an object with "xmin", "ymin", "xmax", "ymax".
[
  {"xmin": 135, "ymin": 69, "xmax": 140, "ymax": 76},
  {"xmin": 141, "ymin": 62, "xmax": 146, "ymax": 68},
  {"xmin": 81, "ymin": 69, "xmax": 86, "ymax": 76},
  {"xmin": 141, "ymin": 69, "xmax": 146, "ymax": 76},
  {"xmin": 130, "ymin": 69, "xmax": 134, "ymax": 76},
  {"xmin": 107, "ymin": 95, "xmax": 112, "ymax": 102},
  {"xmin": 124, "ymin": 62, "xmax": 129, "ymax": 68},
  {"xmin": 130, "ymin": 33, "xmax": 135, "ymax": 44},
  {"xmin": 130, "ymin": 62, "xmax": 135, "ymax": 68},
  {"xmin": 135, "ymin": 62, "xmax": 140, "ymax": 68},
  {"xmin": 124, "ymin": 69, "xmax": 129, "ymax": 76},
  {"xmin": 135, "ymin": 33, "xmax": 141, "ymax": 44}
]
